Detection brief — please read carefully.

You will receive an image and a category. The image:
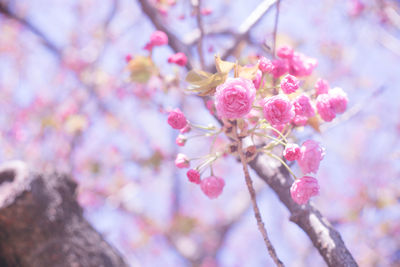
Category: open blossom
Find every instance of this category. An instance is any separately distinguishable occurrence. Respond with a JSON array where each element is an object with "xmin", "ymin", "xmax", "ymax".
[
  {"xmin": 175, "ymin": 134, "xmax": 186, "ymax": 146},
  {"xmin": 292, "ymin": 94, "xmax": 315, "ymax": 126},
  {"xmin": 316, "ymin": 94, "xmax": 336, "ymax": 122},
  {"xmin": 168, "ymin": 52, "xmax": 187, "ymax": 66},
  {"xmin": 315, "ymin": 78, "xmax": 329, "ymax": 95},
  {"xmin": 277, "ymin": 45, "xmax": 294, "ymax": 59},
  {"xmin": 262, "ymin": 95, "xmax": 294, "ymax": 126},
  {"xmin": 297, "ymin": 140, "xmax": 325, "ymax": 174},
  {"xmin": 187, "ymin": 169, "xmax": 201, "ymax": 184},
  {"xmin": 290, "ymin": 176, "xmax": 319, "ymax": 205},
  {"xmin": 284, "ymin": 144, "xmax": 301, "ymax": 161},
  {"xmin": 271, "ymin": 59, "xmax": 289, "ymax": 79},
  {"xmin": 149, "ymin": 30, "xmax": 168, "ymax": 46},
  {"xmin": 175, "ymin": 153, "xmax": 190, "ymax": 168},
  {"xmin": 200, "ymin": 176, "xmax": 225, "ymax": 199},
  {"xmin": 167, "ymin": 108, "xmax": 187, "ymax": 129},
  {"xmin": 281, "ymin": 74, "xmax": 300, "ymax": 94},
  {"xmin": 289, "ymin": 52, "xmax": 317, "ymax": 77},
  {"xmin": 215, "ymin": 77, "xmax": 256, "ymax": 119},
  {"xmin": 329, "ymin": 87, "xmax": 348, "ymax": 114},
  {"xmin": 258, "ymin": 56, "xmax": 274, "ymax": 73}
]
